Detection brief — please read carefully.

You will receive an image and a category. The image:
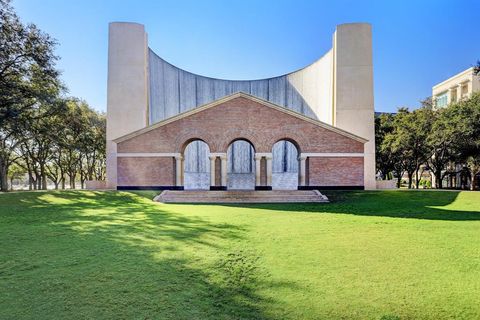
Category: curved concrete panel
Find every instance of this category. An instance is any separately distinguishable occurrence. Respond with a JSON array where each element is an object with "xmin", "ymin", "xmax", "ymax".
[{"xmin": 148, "ymin": 49, "xmax": 333, "ymax": 124}]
